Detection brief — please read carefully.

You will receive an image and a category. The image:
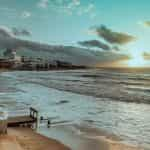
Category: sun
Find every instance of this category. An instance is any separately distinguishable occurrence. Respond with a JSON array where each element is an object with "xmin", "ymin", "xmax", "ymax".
[{"xmin": 127, "ymin": 51, "xmax": 146, "ymax": 67}]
